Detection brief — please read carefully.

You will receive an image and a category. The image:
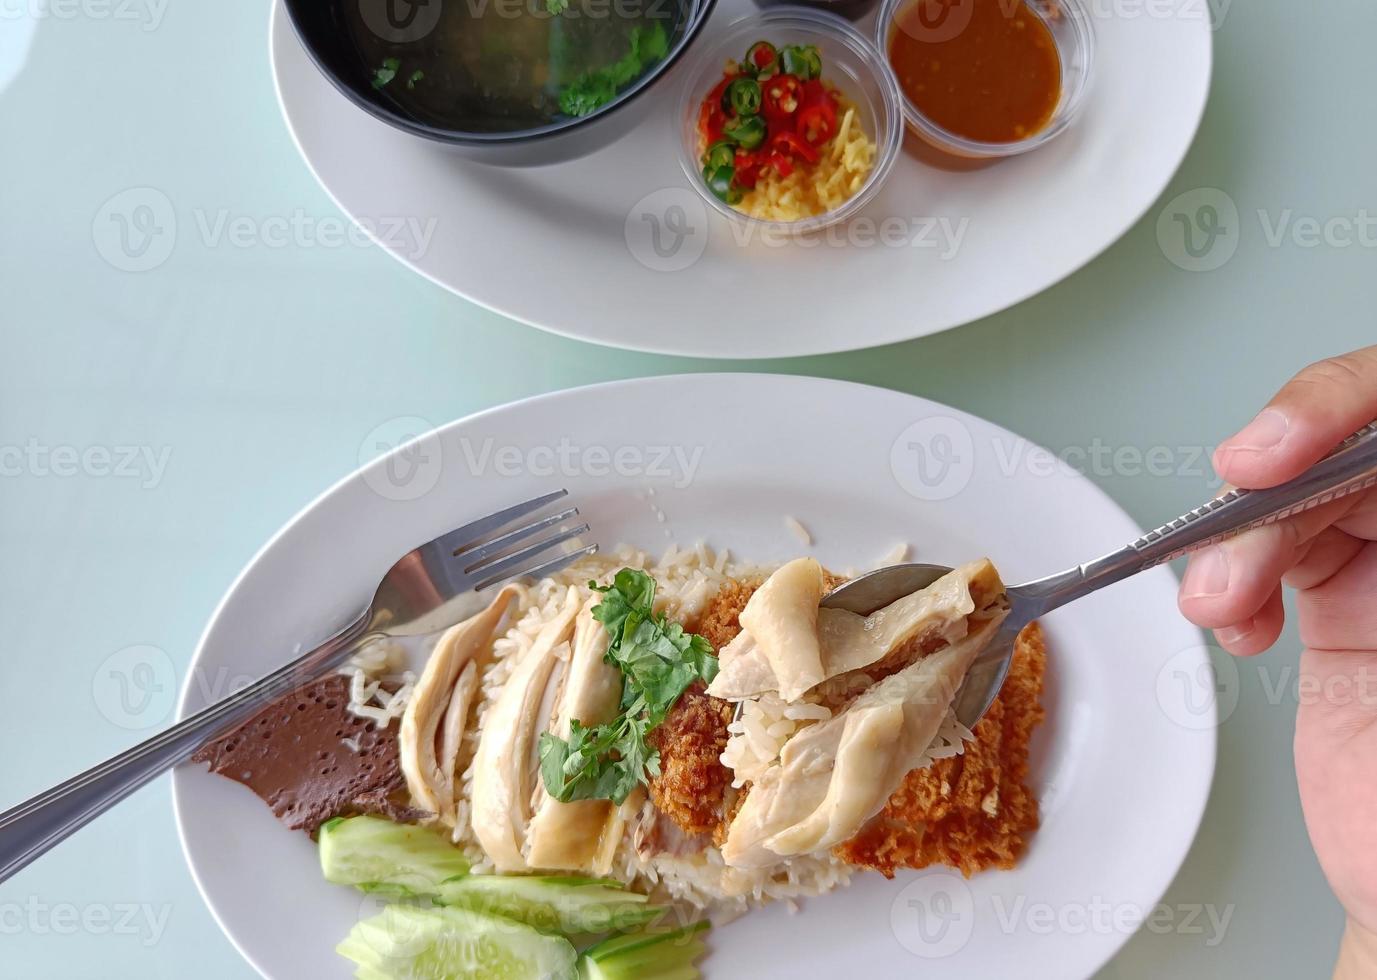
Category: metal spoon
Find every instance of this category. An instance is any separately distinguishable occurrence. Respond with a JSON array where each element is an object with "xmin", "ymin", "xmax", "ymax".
[{"xmin": 823, "ymin": 422, "xmax": 1377, "ymax": 729}]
